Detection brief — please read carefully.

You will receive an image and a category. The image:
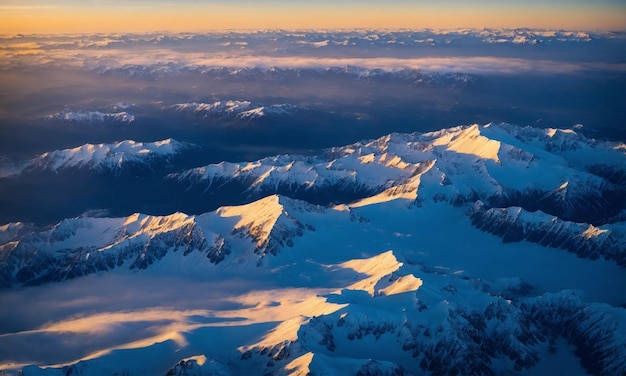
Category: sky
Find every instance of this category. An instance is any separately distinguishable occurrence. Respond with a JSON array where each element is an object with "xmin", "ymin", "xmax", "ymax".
[{"xmin": 0, "ymin": 0, "xmax": 625, "ymax": 34}]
